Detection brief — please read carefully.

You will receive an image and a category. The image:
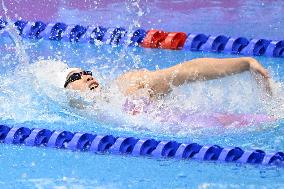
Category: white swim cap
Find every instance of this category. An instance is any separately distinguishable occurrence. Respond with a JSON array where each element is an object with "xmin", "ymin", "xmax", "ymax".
[{"xmin": 32, "ymin": 60, "xmax": 82, "ymax": 88}]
